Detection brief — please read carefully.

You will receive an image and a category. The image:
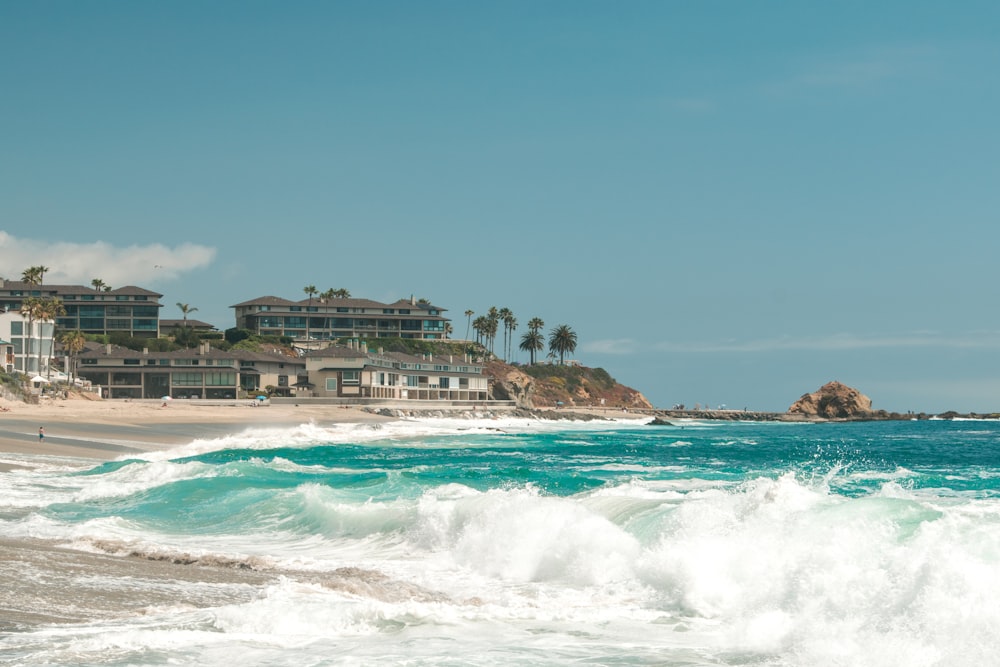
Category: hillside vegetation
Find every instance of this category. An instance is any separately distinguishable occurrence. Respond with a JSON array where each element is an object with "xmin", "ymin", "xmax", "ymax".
[{"xmin": 486, "ymin": 359, "xmax": 652, "ymax": 410}]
